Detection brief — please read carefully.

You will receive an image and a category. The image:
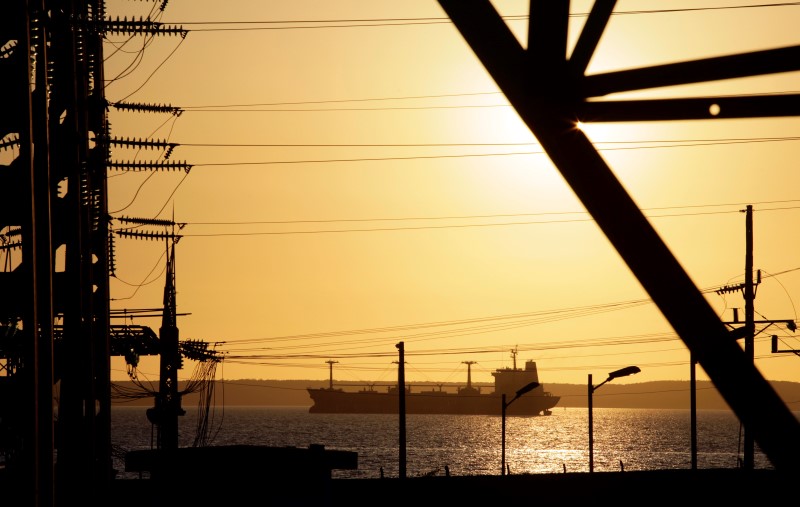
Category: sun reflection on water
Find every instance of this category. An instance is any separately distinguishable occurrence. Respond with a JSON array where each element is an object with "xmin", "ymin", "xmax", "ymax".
[{"xmin": 112, "ymin": 406, "xmax": 777, "ymax": 479}]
